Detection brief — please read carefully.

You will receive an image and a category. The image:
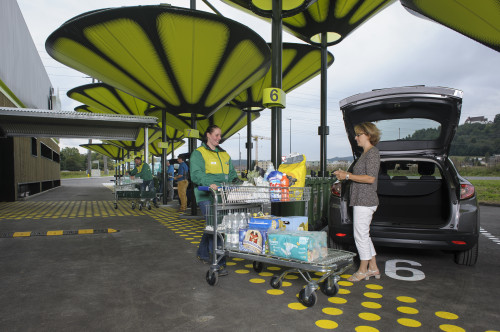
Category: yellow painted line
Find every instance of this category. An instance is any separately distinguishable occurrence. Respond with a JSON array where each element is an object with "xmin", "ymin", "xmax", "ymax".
[
  {"xmin": 47, "ymin": 230, "xmax": 64, "ymax": 236},
  {"xmin": 78, "ymin": 229, "xmax": 94, "ymax": 234},
  {"xmin": 13, "ymin": 232, "xmax": 31, "ymax": 237},
  {"xmin": 108, "ymin": 228, "xmax": 118, "ymax": 233}
]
